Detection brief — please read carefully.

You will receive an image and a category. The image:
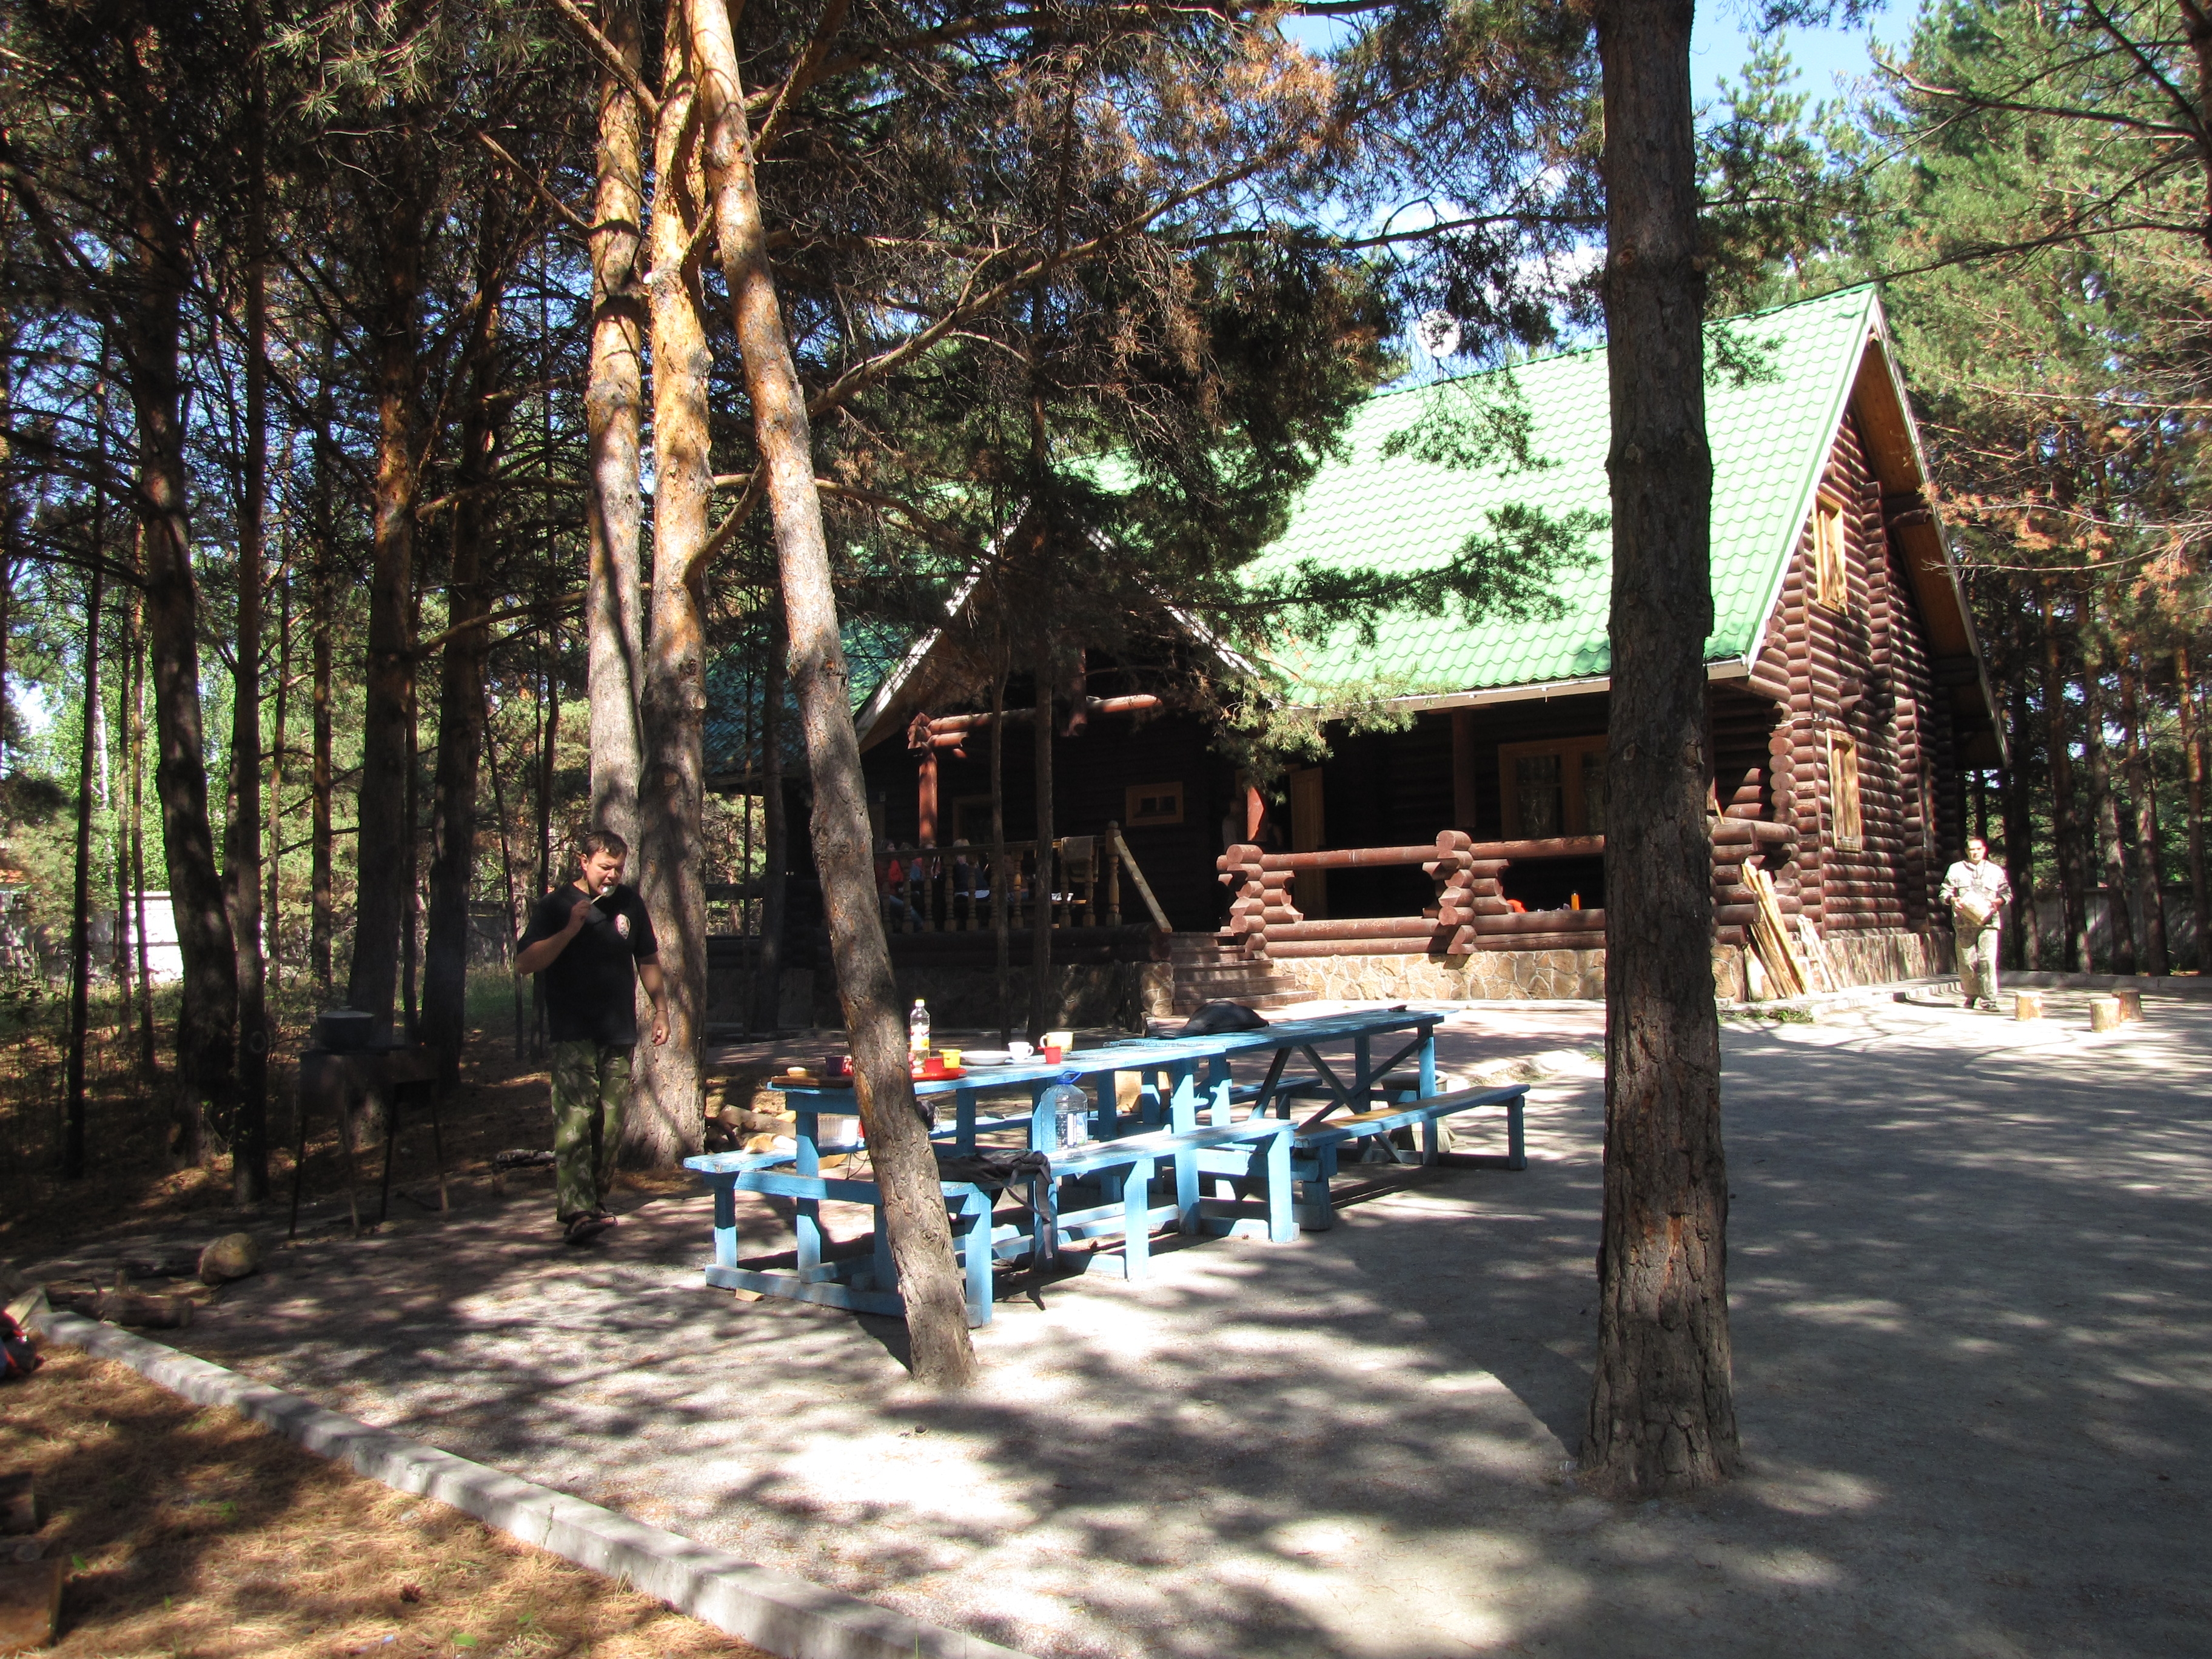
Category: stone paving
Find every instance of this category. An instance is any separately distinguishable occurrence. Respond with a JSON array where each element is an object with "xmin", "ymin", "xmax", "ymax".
[{"xmin": 44, "ymin": 994, "xmax": 2212, "ymax": 1658}]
